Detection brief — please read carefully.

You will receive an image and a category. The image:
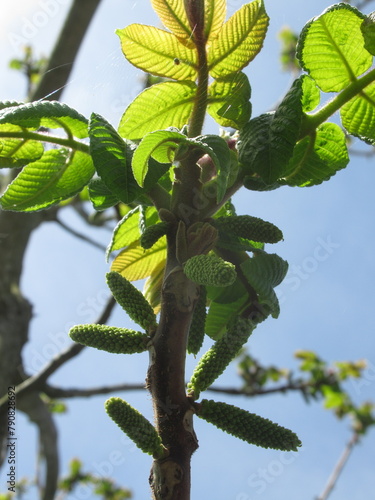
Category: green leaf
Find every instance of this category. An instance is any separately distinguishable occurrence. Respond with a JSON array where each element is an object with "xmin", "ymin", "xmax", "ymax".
[
  {"xmin": 297, "ymin": 4, "xmax": 372, "ymax": 92},
  {"xmin": 361, "ymin": 12, "xmax": 375, "ymax": 55},
  {"xmin": 301, "ymin": 75, "xmax": 320, "ymax": 112},
  {"xmin": 106, "ymin": 206, "xmax": 159, "ymax": 260},
  {"xmin": 0, "ymin": 100, "xmax": 88, "ymax": 138},
  {"xmin": 87, "ymin": 177, "xmax": 119, "ymax": 211},
  {"xmin": 132, "ymin": 130, "xmax": 186, "ymax": 186},
  {"xmin": 0, "ymin": 149, "xmax": 94, "ymax": 211},
  {"xmin": 205, "ymin": 295, "xmax": 247, "ymax": 340},
  {"xmin": 282, "ymin": 123, "xmax": 349, "ymax": 187},
  {"xmin": 194, "ymin": 134, "xmax": 231, "ymax": 202},
  {"xmin": 0, "ymin": 123, "xmax": 44, "ymax": 168},
  {"xmin": 89, "ymin": 113, "xmax": 138, "ymax": 204},
  {"xmin": 207, "ymin": 72, "xmax": 251, "ymax": 129},
  {"xmin": 238, "ymin": 78, "xmax": 303, "ymax": 184},
  {"xmin": 340, "ymin": 81, "xmax": 375, "ymax": 143},
  {"xmin": 205, "ymin": 0, "xmax": 226, "ymax": 42},
  {"xmin": 150, "ymin": 0, "xmax": 194, "ymax": 47},
  {"xmin": 111, "ymin": 237, "xmax": 166, "ymax": 281},
  {"xmin": 208, "ymin": 0, "xmax": 269, "ymax": 78},
  {"xmin": 240, "ymin": 252, "xmax": 288, "ymax": 318},
  {"xmin": 116, "ymin": 25, "xmax": 198, "ymax": 80},
  {"xmin": 118, "ymin": 81, "xmax": 196, "ymax": 140}
]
